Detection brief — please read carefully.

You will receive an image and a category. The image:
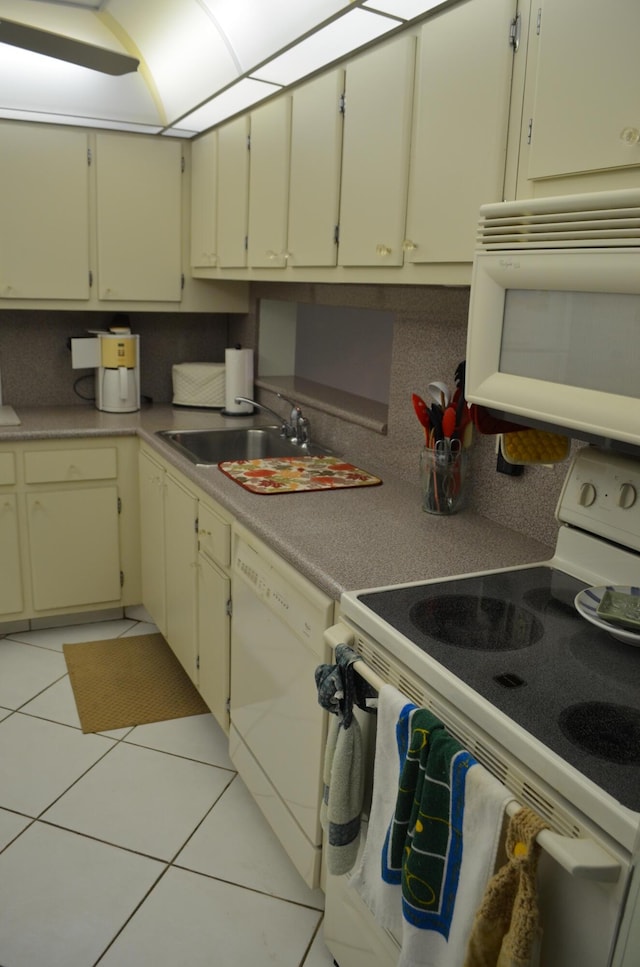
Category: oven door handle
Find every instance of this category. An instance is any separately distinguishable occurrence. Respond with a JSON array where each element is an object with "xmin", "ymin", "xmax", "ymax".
[{"xmin": 505, "ymin": 802, "xmax": 621, "ymax": 882}]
